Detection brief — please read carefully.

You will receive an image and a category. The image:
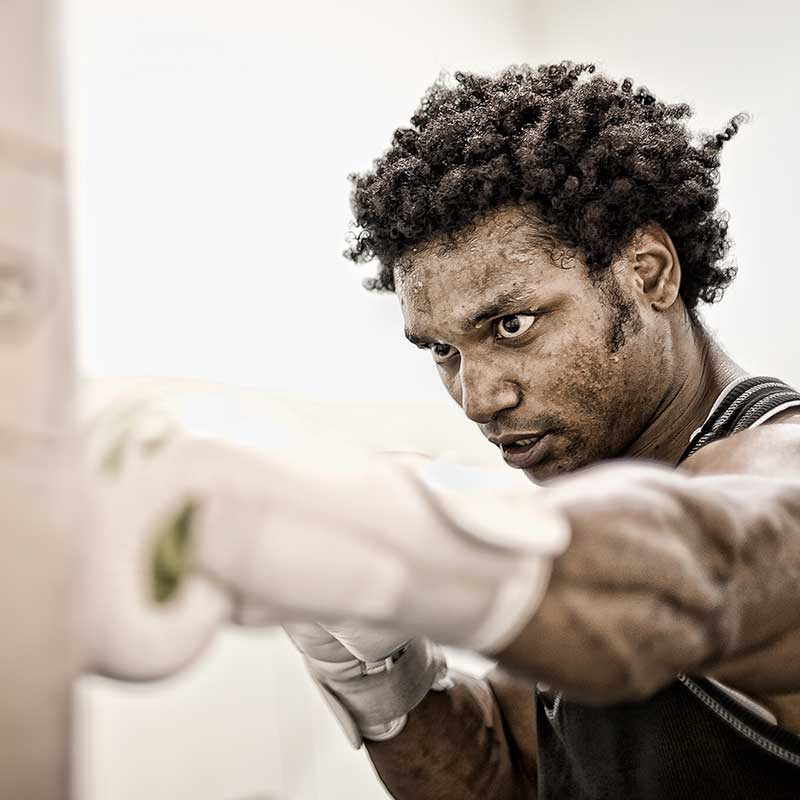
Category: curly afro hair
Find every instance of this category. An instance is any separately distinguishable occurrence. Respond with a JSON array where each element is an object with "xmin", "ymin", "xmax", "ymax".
[{"xmin": 345, "ymin": 62, "xmax": 746, "ymax": 313}]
